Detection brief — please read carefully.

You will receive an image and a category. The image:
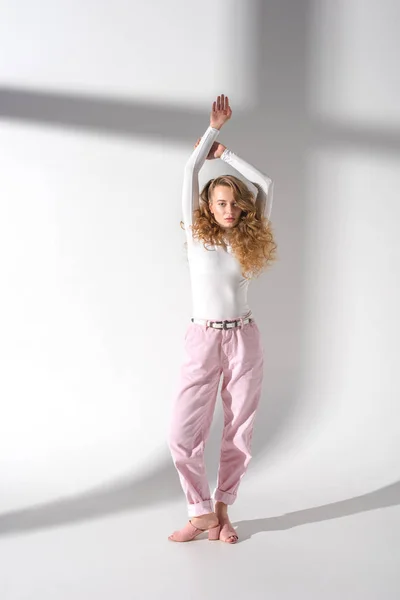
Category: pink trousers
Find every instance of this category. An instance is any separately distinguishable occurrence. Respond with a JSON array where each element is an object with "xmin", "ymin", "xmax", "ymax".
[{"xmin": 168, "ymin": 319, "xmax": 264, "ymax": 517}]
